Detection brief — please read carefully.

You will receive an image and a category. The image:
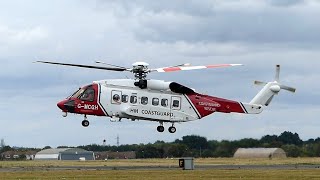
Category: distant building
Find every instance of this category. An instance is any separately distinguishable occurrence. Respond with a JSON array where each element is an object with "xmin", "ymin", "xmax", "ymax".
[
  {"xmin": 234, "ymin": 148, "xmax": 287, "ymax": 159},
  {"xmin": 1, "ymin": 150, "xmax": 37, "ymax": 160},
  {"xmin": 95, "ymin": 151, "xmax": 136, "ymax": 160},
  {"xmin": 35, "ymin": 148, "xmax": 95, "ymax": 160}
]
